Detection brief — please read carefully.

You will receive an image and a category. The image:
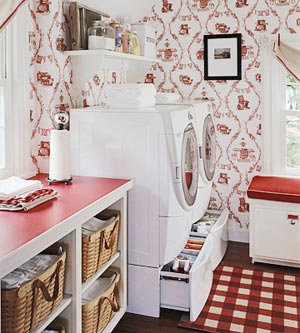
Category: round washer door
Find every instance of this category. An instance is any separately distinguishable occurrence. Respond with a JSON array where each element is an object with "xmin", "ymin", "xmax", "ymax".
[
  {"xmin": 202, "ymin": 114, "xmax": 216, "ymax": 182},
  {"xmin": 181, "ymin": 123, "xmax": 199, "ymax": 207}
]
